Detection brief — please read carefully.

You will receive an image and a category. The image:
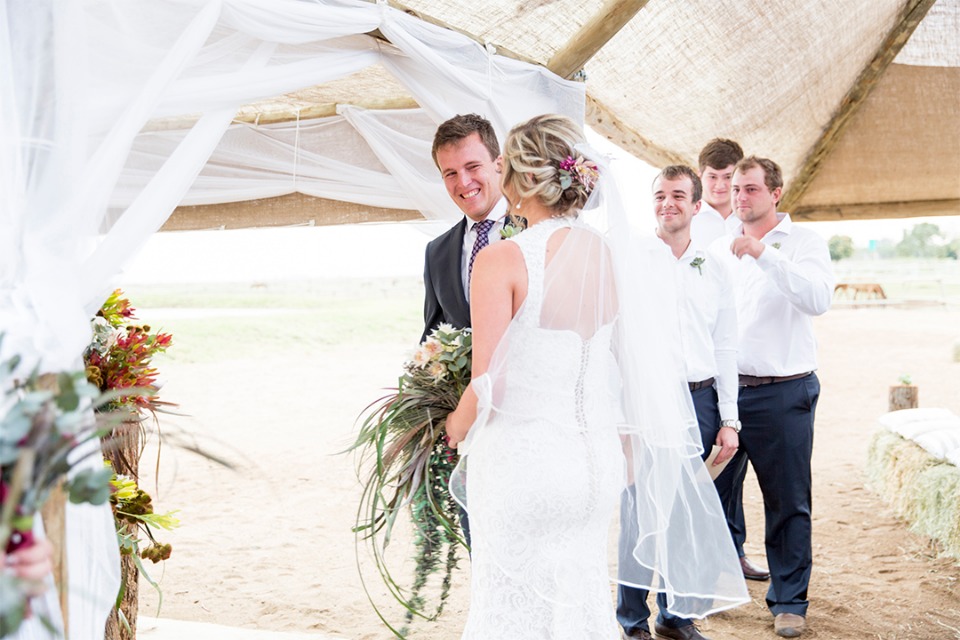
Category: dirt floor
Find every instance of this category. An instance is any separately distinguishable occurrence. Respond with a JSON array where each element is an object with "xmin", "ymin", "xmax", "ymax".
[{"xmin": 134, "ymin": 298, "xmax": 960, "ymax": 640}]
